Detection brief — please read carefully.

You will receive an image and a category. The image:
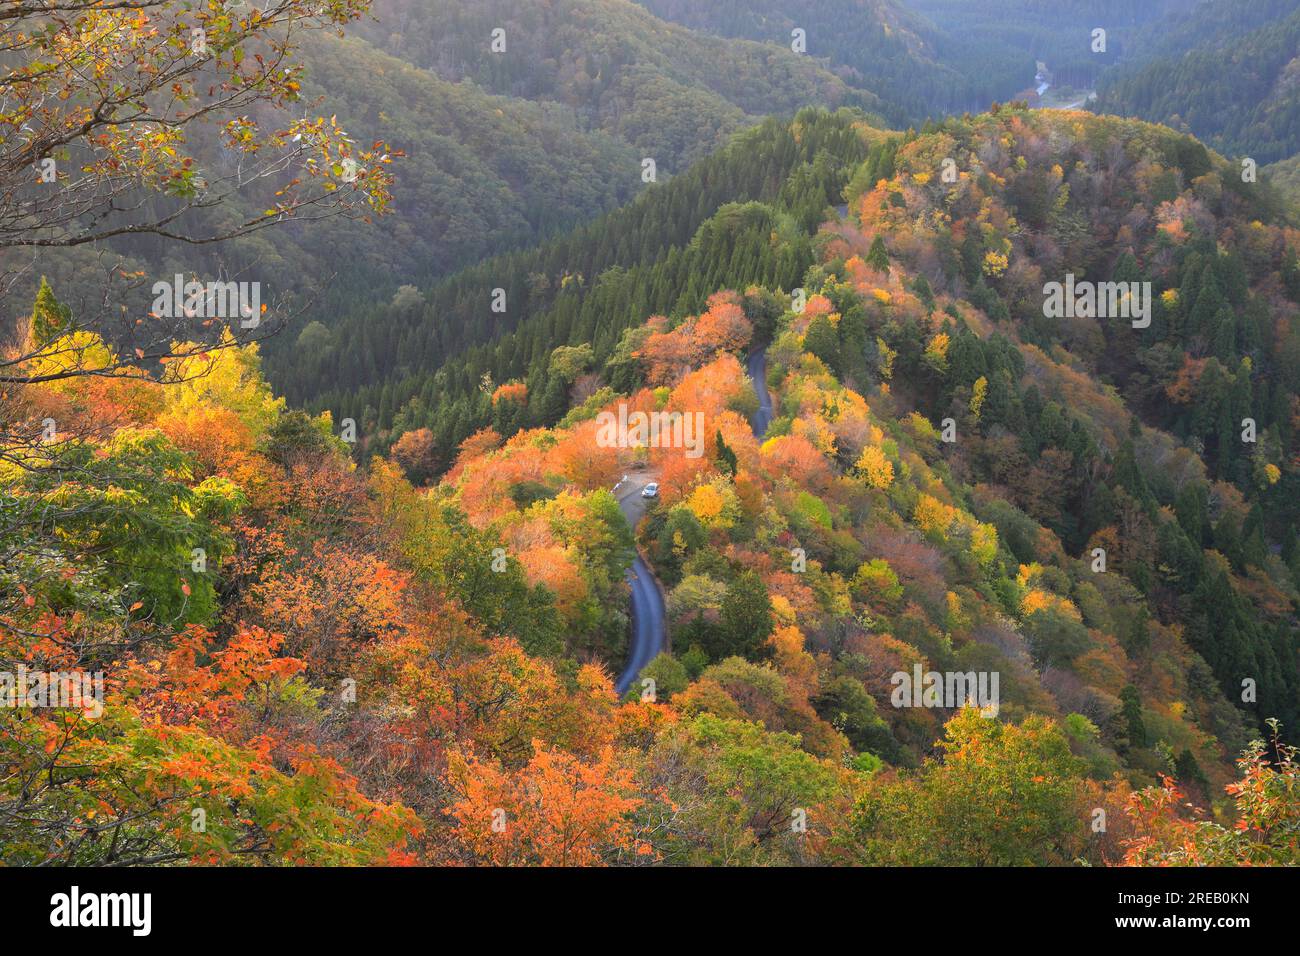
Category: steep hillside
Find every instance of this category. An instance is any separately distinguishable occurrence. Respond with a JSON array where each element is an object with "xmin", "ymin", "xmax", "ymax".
[
  {"xmin": 1093, "ymin": 5, "xmax": 1300, "ymax": 164},
  {"xmin": 280, "ymin": 109, "xmax": 883, "ymax": 456},
  {"xmin": 634, "ymin": 0, "xmax": 974, "ymax": 123},
  {"xmin": 353, "ymin": 0, "xmax": 880, "ymax": 171},
  {"xmin": 635, "ymin": 0, "xmax": 1217, "ymax": 122},
  {"xmin": 824, "ymin": 108, "xmax": 1300, "ymax": 741},
  {"xmin": 9, "ymin": 106, "xmax": 1300, "ymax": 868},
  {"xmin": 405, "ymin": 105, "xmax": 1300, "ymax": 749}
]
